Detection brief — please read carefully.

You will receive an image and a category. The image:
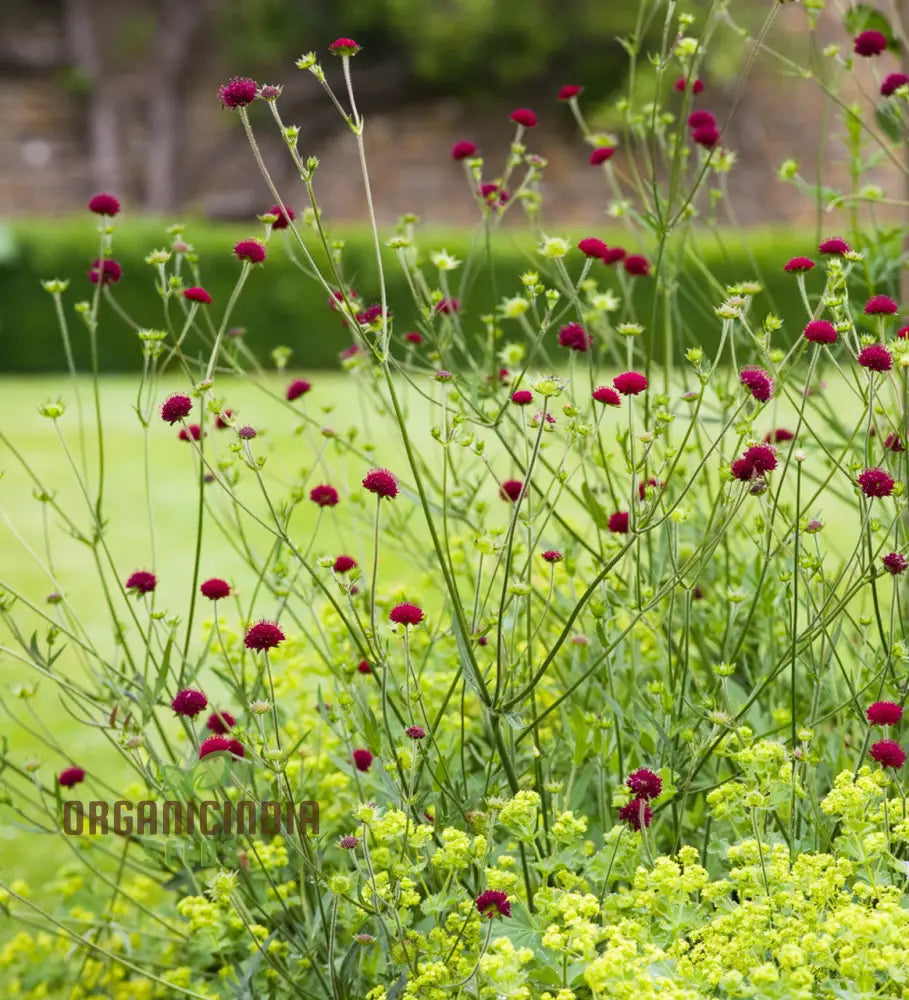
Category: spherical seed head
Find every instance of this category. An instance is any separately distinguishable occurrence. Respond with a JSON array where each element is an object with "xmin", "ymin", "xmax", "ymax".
[
  {"xmin": 626, "ymin": 767, "xmax": 662, "ymax": 800},
  {"xmin": 542, "ymin": 549, "xmax": 563, "ymax": 563},
  {"xmin": 614, "ymin": 371, "xmax": 648, "ymax": 395},
  {"xmin": 198, "ymin": 736, "xmax": 230, "ymax": 759},
  {"xmin": 352, "ymin": 748, "xmax": 373, "ymax": 771},
  {"xmin": 858, "ymin": 345, "xmax": 893, "ymax": 371},
  {"xmin": 206, "ymin": 710, "xmax": 236, "ymax": 734},
  {"xmin": 882, "ymin": 72, "xmax": 909, "ymax": 96},
  {"xmin": 592, "ymin": 386, "xmax": 621, "ymax": 406},
  {"xmin": 784, "ymin": 256, "xmax": 815, "ymax": 273},
  {"xmin": 406, "ymin": 725, "xmax": 426, "ymax": 740},
  {"xmin": 286, "ymin": 379, "xmax": 312, "ymax": 401},
  {"xmin": 126, "ymin": 570, "xmax": 156, "ymax": 594},
  {"xmin": 803, "ymin": 320, "xmax": 838, "ymax": 344},
  {"xmin": 357, "ymin": 659, "xmax": 371, "ymax": 674},
  {"xmin": 499, "ymin": 479, "xmax": 524, "ymax": 502},
  {"xmin": 219, "ymin": 77, "xmax": 259, "ymax": 108},
  {"xmin": 244, "ymin": 620, "xmax": 285, "ymax": 651},
  {"xmin": 589, "ymin": 147, "xmax": 615, "ymax": 166},
  {"xmin": 819, "ymin": 236, "xmax": 850, "ymax": 255},
  {"xmin": 854, "ymin": 29, "xmax": 888, "ymax": 56},
  {"xmin": 310, "ymin": 484, "xmax": 339, "ymax": 507},
  {"xmin": 476, "ymin": 889, "xmax": 511, "ymax": 918},
  {"xmin": 333, "ymin": 555, "xmax": 357, "ymax": 574},
  {"xmin": 451, "ymin": 140, "xmax": 478, "ymax": 160},
  {"xmin": 692, "ymin": 125, "xmax": 720, "ymax": 148},
  {"xmin": 268, "ymin": 204, "xmax": 295, "ymax": 229},
  {"xmin": 870, "ymin": 738, "xmax": 906, "ymax": 768},
  {"xmin": 178, "ymin": 424, "xmax": 202, "ymax": 442},
  {"xmin": 558, "ymin": 322, "xmax": 591, "ymax": 352},
  {"xmin": 58, "ymin": 766, "xmax": 86, "ymax": 787},
  {"xmin": 510, "ymin": 108, "xmax": 537, "ymax": 127},
  {"xmin": 867, "ymin": 701, "xmax": 903, "ymax": 725},
  {"xmin": 339, "ymin": 835, "xmax": 360, "ymax": 849},
  {"xmin": 160, "ymin": 393, "xmax": 193, "ymax": 424},
  {"xmin": 389, "ymin": 602, "xmax": 424, "ymax": 626},
  {"xmin": 405, "ymin": 331, "xmax": 423, "ymax": 344},
  {"xmin": 329, "ymin": 37, "xmax": 361, "ymax": 56},
  {"xmin": 857, "ymin": 467, "xmax": 895, "ymax": 497},
  {"xmin": 864, "ymin": 294, "xmax": 898, "ymax": 316},
  {"xmin": 608, "ymin": 511, "xmax": 629, "ymax": 533},
  {"xmin": 578, "ymin": 237, "xmax": 609, "ymax": 259},
  {"xmin": 618, "ymin": 797, "xmax": 653, "ymax": 831},
  {"xmin": 687, "ymin": 110, "xmax": 716, "ymax": 129},
  {"xmin": 88, "ymin": 192, "xmax": 120, "ymax": 216},
  {"xmin": 740, "ymin": 366, "xmax": 774, "ymax": 402},
  {"xmin": 362, "ymin": 468, "xmax": 398, "ymax": 499},
  {"xmin": 558, "ymin": 84, "xmax": 582, "ymax": 100},
  {"xmin": 88, "ymin": 259, "xmax": 122, "ymax": 285},
  {"xmin": 623, "ymin": 254, "xmax": 650, "ymax": 277},
  {"xmin": 171, "ymin": 688, "xmax": 208, "ymax": 717},
  {"xmin": 233, "ymin": 239, "xmax": 266, "ymax": 264},
  {"xmin": 511, "ymin": 389, "xmax": 533, "ymax": 405}
]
